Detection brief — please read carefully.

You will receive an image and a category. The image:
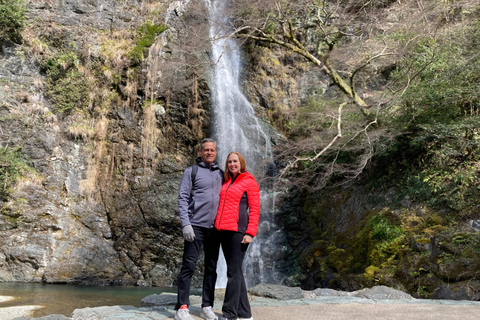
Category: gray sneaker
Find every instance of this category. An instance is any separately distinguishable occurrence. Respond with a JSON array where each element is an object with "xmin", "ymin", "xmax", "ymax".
[
  {"xmin": 200, "ymin": 306, "xmax": 218, "ymax": 320},
  {"xmin": 175, "ymin": 305, "xmax": 194, "ymax": 320}
]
